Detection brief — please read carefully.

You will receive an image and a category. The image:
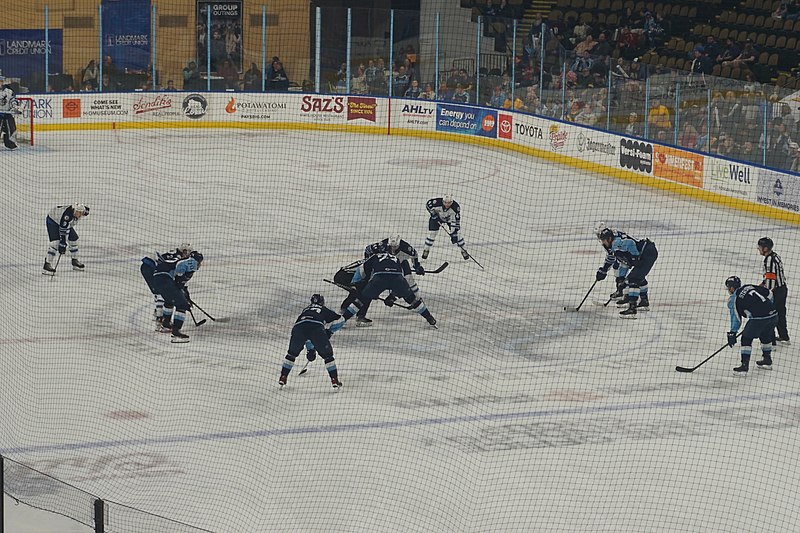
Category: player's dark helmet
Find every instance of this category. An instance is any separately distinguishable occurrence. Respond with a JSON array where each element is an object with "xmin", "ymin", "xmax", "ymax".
[
  {"xmin": 598, "ymin": 228, "xmax": 614, "ymax": 242},
  {"xmin": 757, "ymin": 237, "xmax": 773, "ymax": 250},
  {"xmin": 311, "ymin": 294, "xmax": 325, "ymax": 306},
  {"xmin": 725, "ymin": 276, "xmax": 742, "ymax": 290}
]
